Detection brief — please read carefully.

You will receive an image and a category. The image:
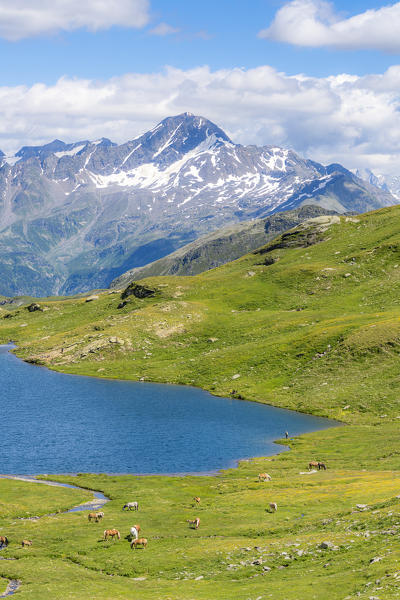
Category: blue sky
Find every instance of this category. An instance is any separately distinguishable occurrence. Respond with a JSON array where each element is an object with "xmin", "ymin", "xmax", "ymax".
[
  {"xmin": 0, "ymin": 1, "xmax": 400, "ymax": 175},
  {"xmin": 0, "ymin": 0, "xmax": 398, "ymax": 85}
]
